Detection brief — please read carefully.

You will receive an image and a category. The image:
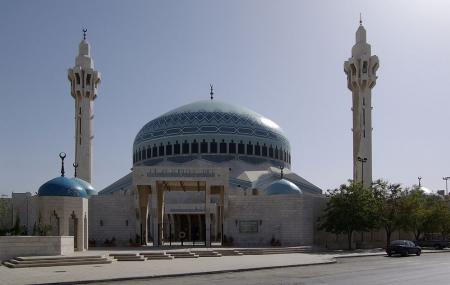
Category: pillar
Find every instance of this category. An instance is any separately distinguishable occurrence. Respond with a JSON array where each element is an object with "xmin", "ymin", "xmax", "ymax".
[
  {"xmin": 151, "ymin": 185, "xmax": 164, "ymax": 246},
  {"xmin": 205, "ymin": 183, "xmax": 211, "ymax": 247},
  {"xmin": 137, "ymin": 185, "xmax": 150, "ymax": 245}
]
